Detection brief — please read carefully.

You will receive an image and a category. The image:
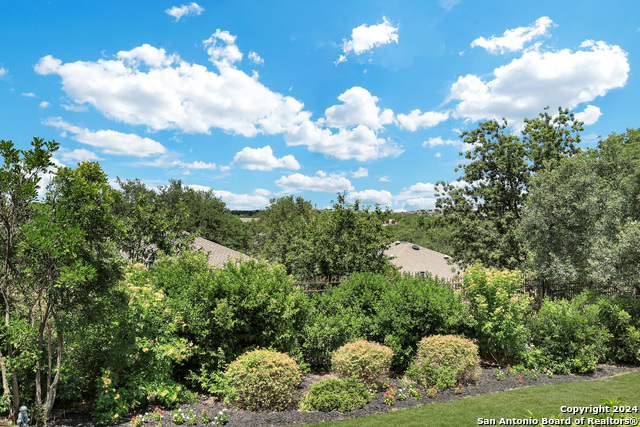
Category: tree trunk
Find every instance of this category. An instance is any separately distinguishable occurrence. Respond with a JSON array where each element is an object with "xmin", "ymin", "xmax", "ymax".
[
  {"xmin": 43, "ymin": 329, "xmax": 62, "ymax": 424},
  {"xmin": 0, "ymin": 349, "xmax": 12, "ymax": 420}
]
